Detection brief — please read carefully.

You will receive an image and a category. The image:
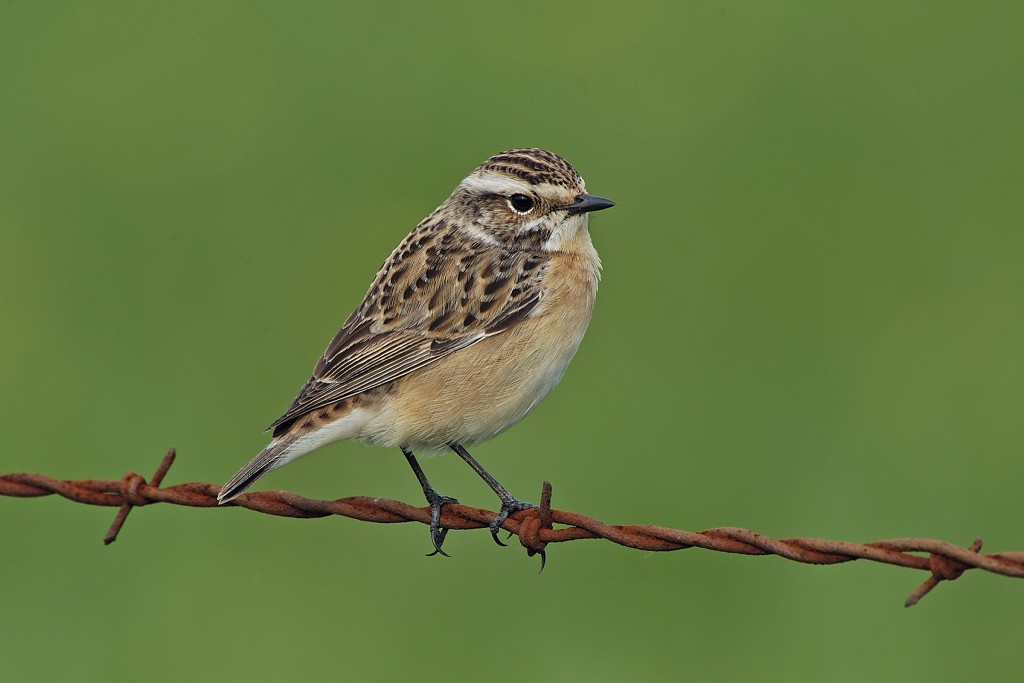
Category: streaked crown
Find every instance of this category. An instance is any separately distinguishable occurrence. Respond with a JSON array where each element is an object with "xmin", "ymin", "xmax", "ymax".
[{"xmin": 474, "ymin": 148, "xmax": 585, "ymax": 190}]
